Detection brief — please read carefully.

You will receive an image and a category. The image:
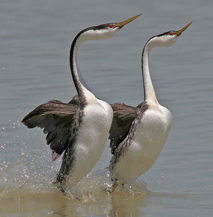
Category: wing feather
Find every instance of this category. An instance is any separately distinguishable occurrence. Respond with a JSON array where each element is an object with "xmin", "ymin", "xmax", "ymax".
[
  {"xmin": 109, "ymin": 103, "xmax": 138, "ymax": 154},
  {"xmin": 22, "ymin": 99, "xmax": 78, "ymax": 156}
]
